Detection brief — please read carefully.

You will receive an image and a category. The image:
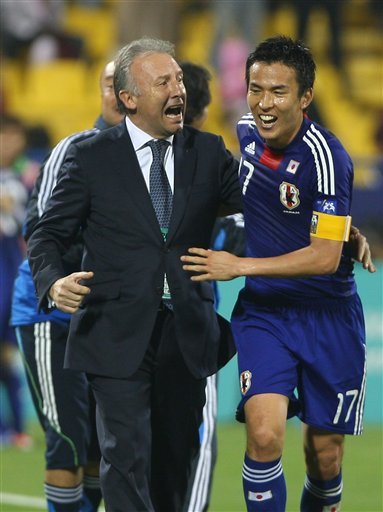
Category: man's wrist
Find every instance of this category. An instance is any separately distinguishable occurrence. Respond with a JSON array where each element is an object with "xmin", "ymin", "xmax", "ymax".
[
  {"xmin": 236, "ymin": 257, "xmax": 256, "ymax": 278},
  {"xmin": 48, "ymin": 286, "xmax": 56, "ymax": 308}
]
